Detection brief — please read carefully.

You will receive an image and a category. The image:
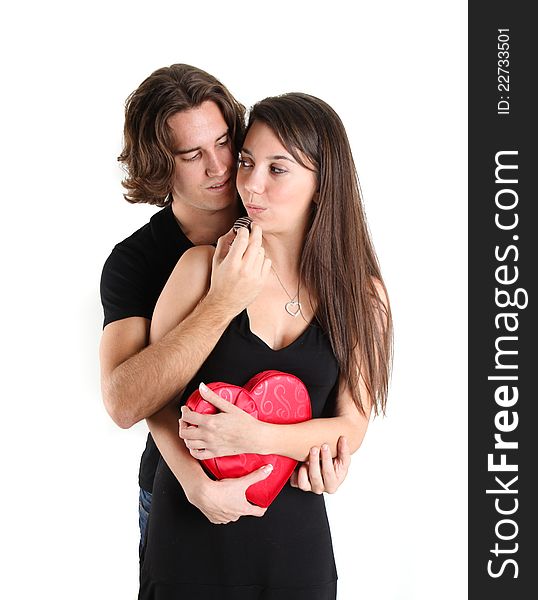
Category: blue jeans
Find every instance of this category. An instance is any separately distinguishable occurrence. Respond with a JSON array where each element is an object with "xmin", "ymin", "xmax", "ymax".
[{"xmin": 138, "ymin": 488, "xmax": 153, "ymax": 559}]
